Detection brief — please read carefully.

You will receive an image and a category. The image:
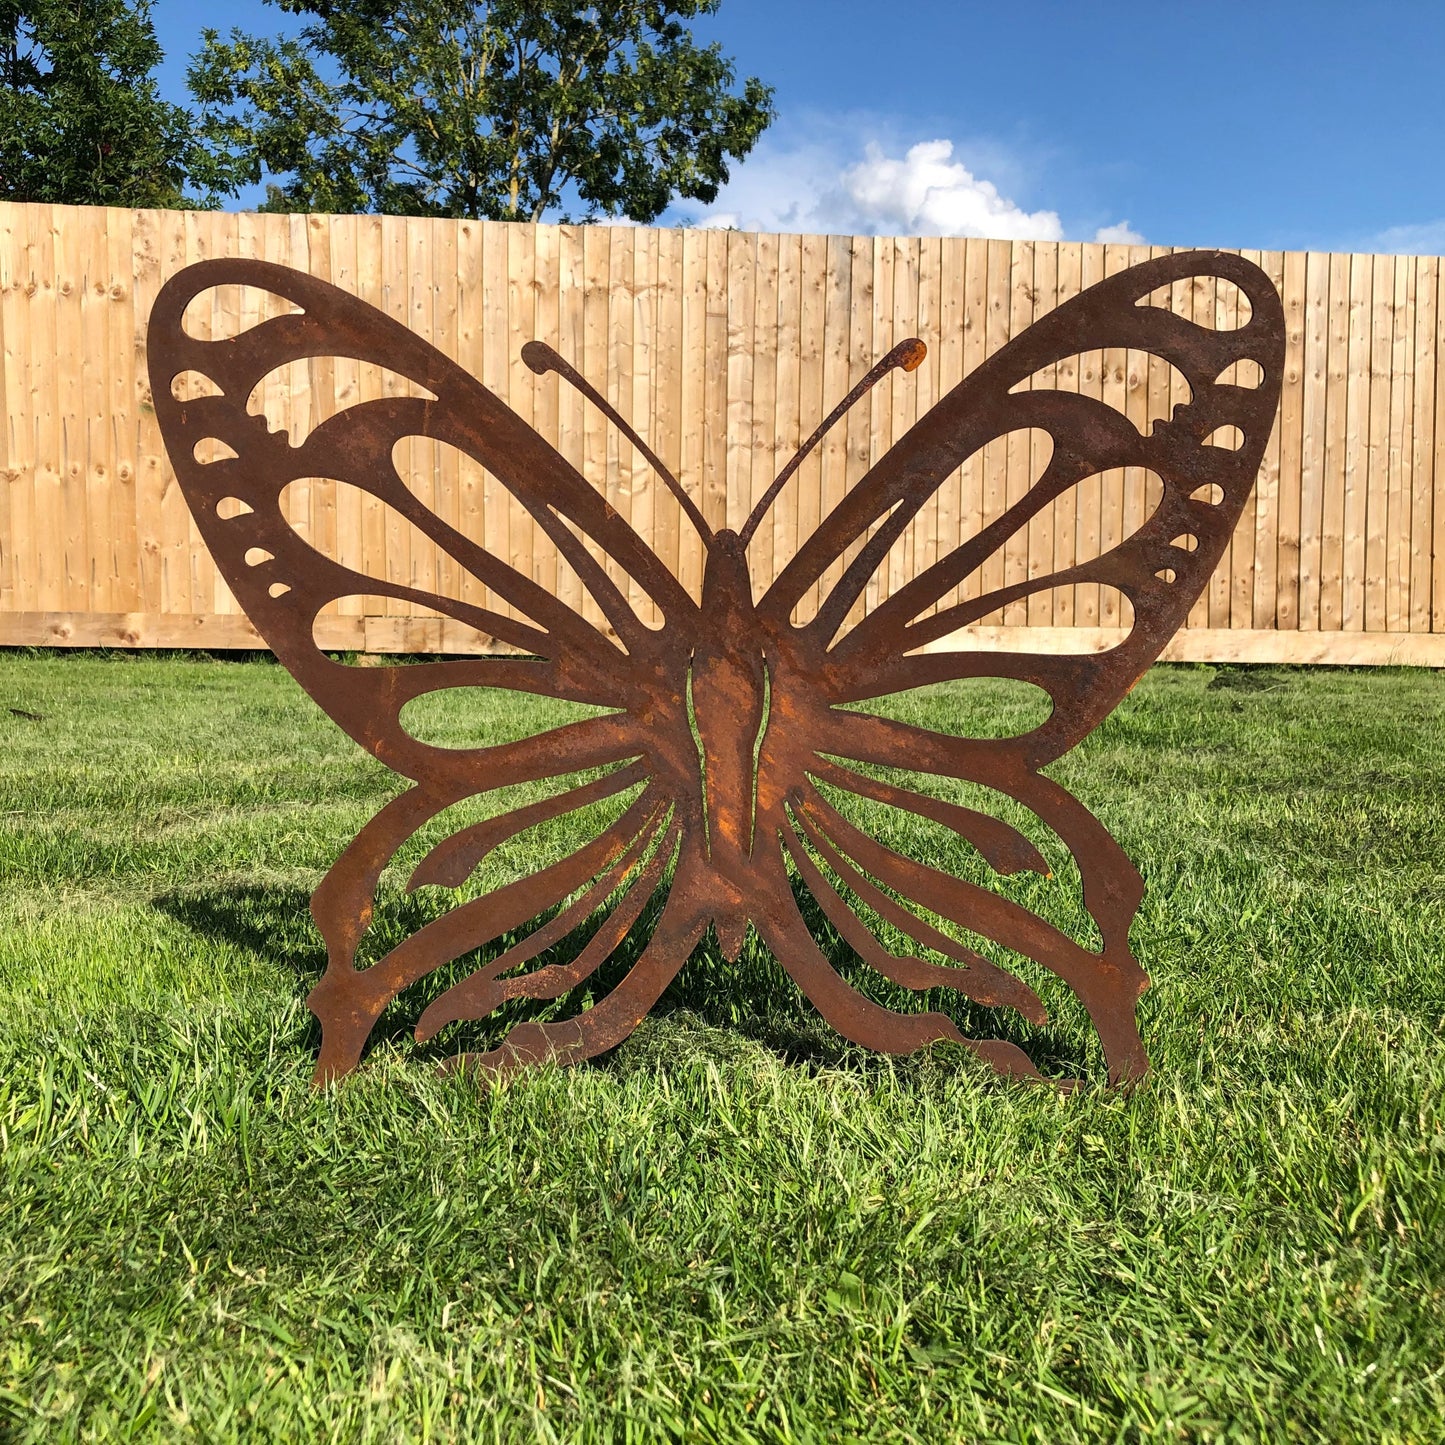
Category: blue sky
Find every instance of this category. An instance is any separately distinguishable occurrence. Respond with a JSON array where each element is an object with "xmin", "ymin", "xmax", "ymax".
[{"xmin": 151, "ymin": 0, "xmax": 1445, "ymax": 254}]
